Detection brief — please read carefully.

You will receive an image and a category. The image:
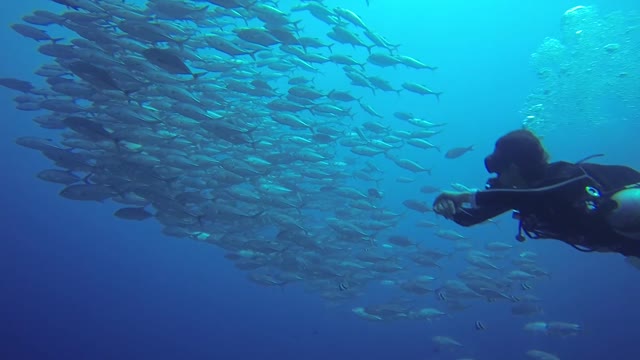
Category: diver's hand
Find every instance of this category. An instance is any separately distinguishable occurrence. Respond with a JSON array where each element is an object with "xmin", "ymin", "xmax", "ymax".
[{"xmin": 433, "ymin": 191, "xmax": 473, "ymax": 219}]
